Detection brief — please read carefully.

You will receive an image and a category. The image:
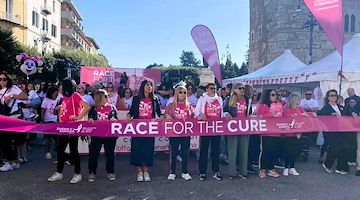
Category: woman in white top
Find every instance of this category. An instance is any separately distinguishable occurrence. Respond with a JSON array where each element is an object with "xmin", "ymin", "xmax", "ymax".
[
  {"xmin": 0, "ymin": 72, "xmax": 28, "ymax": 172},
  {"xmin": 118, "ymin": 87, "xmax": 133, "ymax": 109},
  {"xmin": 106, "ymin": 82, "xmax": 120, "ymax": 107},
  {"xmin": 77, "ymin": 83, "xmax": 94, "ymax": 106}
]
